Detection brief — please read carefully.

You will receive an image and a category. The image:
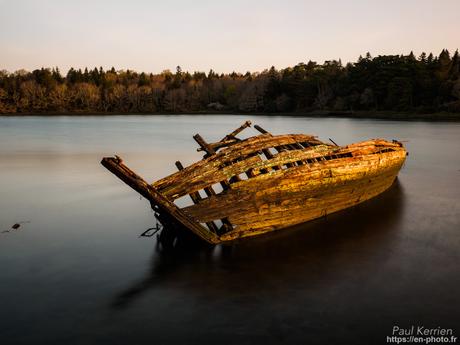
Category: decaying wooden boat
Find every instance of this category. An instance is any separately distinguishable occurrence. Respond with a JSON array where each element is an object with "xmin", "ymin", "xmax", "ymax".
[{"xmin": 101, "ymin": 121, "xmax": 407, "ymax": 244}]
